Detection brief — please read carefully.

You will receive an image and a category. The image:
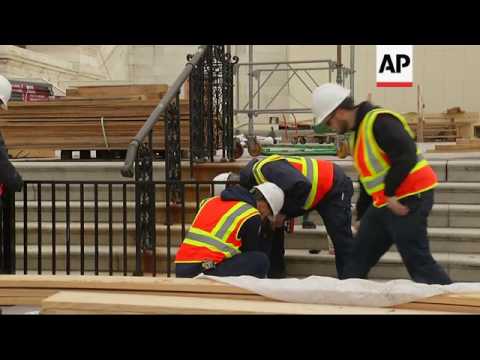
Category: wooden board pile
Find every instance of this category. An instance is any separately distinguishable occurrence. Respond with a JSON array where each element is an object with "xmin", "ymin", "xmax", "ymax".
[
  {"xmin": 404, "ymin": 108, "xmax": 479, "ymax": 143},
  {"xmin": 0, "ymin": 275, "xmax": 264, "ymax": 306},
  {"xmin": 0, "ymin": 275, "xmax": 477, "ymax": 314},
  {"xmin": 429, "ymin": 138, "xmax": 480, "ymax": 153},
  {"xmin": 0, "ymin": 84, "xmax": 190, "ymax": 158},
  {"xmin": 40, "ymin": 291, "xmax": 452, "ymax": 315}
]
